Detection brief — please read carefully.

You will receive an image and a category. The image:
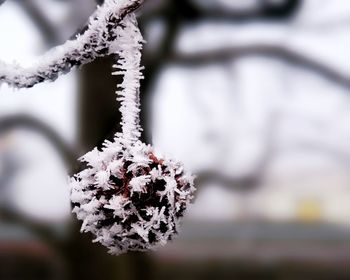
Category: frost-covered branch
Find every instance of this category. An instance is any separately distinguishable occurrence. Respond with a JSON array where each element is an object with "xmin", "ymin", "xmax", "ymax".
[{"xmin": 0, "ymin": 0, "xmax": 144, "ymax": 88}]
